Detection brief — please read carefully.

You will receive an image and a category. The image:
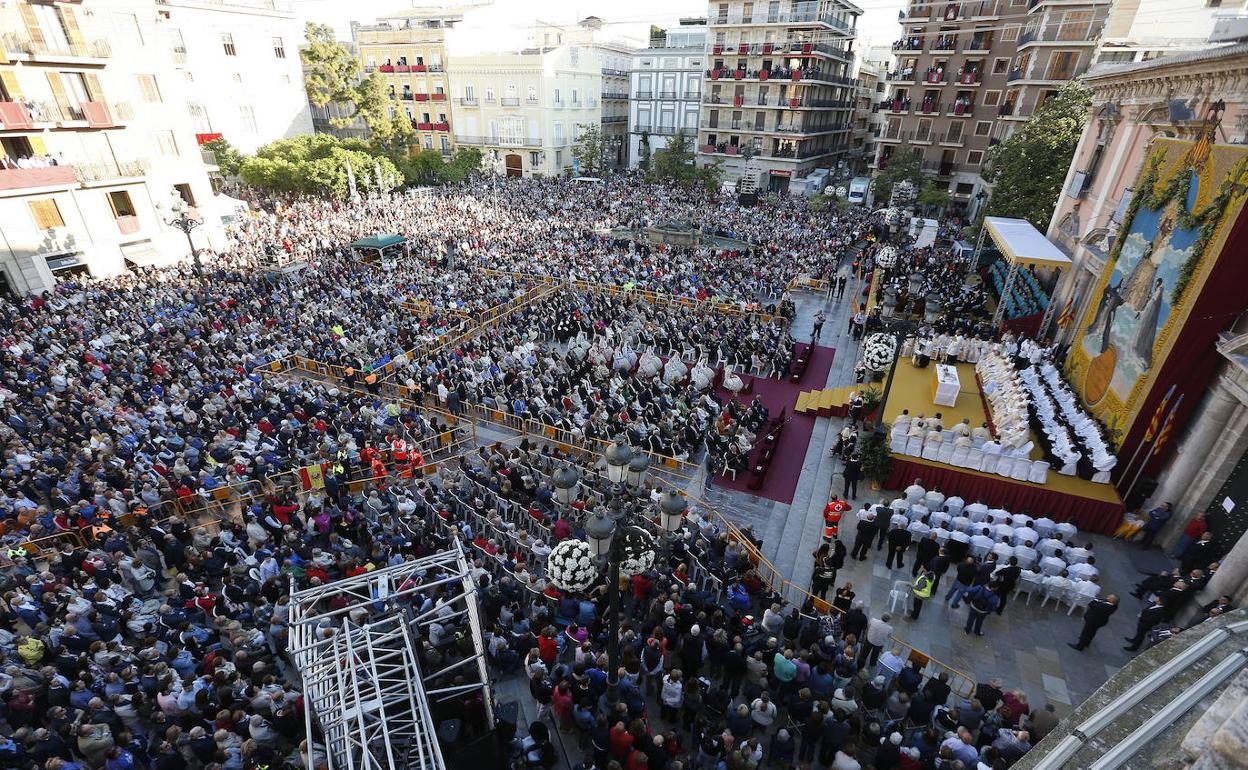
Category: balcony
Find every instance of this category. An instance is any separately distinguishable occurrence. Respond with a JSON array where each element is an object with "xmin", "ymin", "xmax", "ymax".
[
  {"xmin": 999, "ymin": 102, "xmax": 1016, "ymax": 116},
  {"xmin": 1007, "ymin": 69, "xmax": 1024, "ymax": 82},
  {"xmin": 1020, "ymin": 30, "xmax": 1037, "ymax": 45},
  {"xmin": 601, "ymin": 67, "xmax": 629, "ymax": 77},
  {"xmin": 918, "ymin": 100, "xmax": 940, "ymax": 114},
  {"xmin": 75, "ymin": 159, "xmax": 148, "ymax": 183},
  {"xmin": 416, "ymin": 121, "xmax": 434, "ymax": 130},
  {"xmin": 604, "ymin": 92, "xmax": 630, "ymax": 100},
  {"xmin": 453, "ymin": 134, "xmax": 542, "ymax": 148},
  {"xmin": 395, "ymin": 64, "xmax": 411, "ymax": 72},
  {"xmin": 0, "ymin": 164, "xmax": 78, "ymax": 192},
  {"xmin": 0, "ymin": 102, "xmax": 35, "ymax": 130},
  {"xmin": 399, "ymin": 93, "xmax": 414, "ymax": 101},
  {"xmin": 948, "ymin": 99, "xmax": 975, "ymax": 116},
  {"xmin": 434, "ymin": 121, "xmax": 450, "ymax": 131},
  {"xmin": 500, "ymin": 97, "xmax": 519, "ymax": 106},
  {"xmin": 887, "ymin": 70, "xmax": 918, "ymax": 83},
  {"xmin": 924, "ymin": 70, "xmax": 947, "ymax": 85},
  {"xmin": 602, "ymin": 115, "xmax": 627, "ymax": 123},
  {"xmin": 931, "ymin": 37, "xmax": 959, "ymax": 52},
  {"xmin": 636, "ymin": 91, "xmax": 654, "ymax": 99},
  {"xmin": 957, "ymin": 71, "xmax": 983, "ymax": 86},
  {"xmin": 430, "ymin": 65, "xmax": 444, "ymax": 73},
  {"xmin": 116, "ymin": 215, "xmax": 141, "ymax": 235},
  {"xmin": 939, "ymin": 132, "xmax": 966, "ymax": 146},
  {"xmin": 456, "ymin": 97, "xmax": 479, "ymax": 106},
  {"xmin": 657, "ymin": 91, "xmax": 677, "ymax": 99},
  {"xmin": 892, "ymin": 38, "xmax": 925, "ymax": 51},
  {"xmin": 922, "ymin": 160, "xmax": 956, "ymax": 176},
  {"xmin": 431, "ymin": 93, "xmax": 447, "ymax": 102},
  {"xmin": 379, "ymin": 64, "xmax": 395, "ymax": 72},
  {"xmin": 414, "ymin": 93, "xmax": 429, "ymax": 101},
  {"xmin": 2, "ymin": 33, "xmax": 111, "ymax": 63}
]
